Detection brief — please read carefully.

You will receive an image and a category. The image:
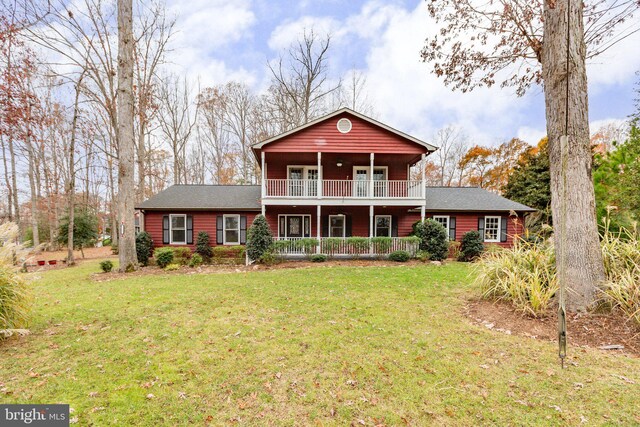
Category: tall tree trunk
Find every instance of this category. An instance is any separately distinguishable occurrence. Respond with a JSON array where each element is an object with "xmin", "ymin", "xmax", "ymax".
[
  {"xmin": 26, "ymin": 135, "xmax": 40, "ymax": 248},
  {"xmin": 137, "ymin": 122, "xmax": 146, "ymax": 200},
  {"xmin": 542, "ymin": 0, "xmax": 605, "ymax": 311},
  {"xmin": 1, "ymin": 136, "xmax": 13, "ymax": 221},
  {"xmin": 8, "ymin": 134, "xmax": 20, "ymax": 232},
  {"xmin": 67, "ymin": 72, "xmax": 84, "ymax": 266},
  {"xmin": 117, "ymin": 0, "xmax": 138, "ymax": 271}
]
